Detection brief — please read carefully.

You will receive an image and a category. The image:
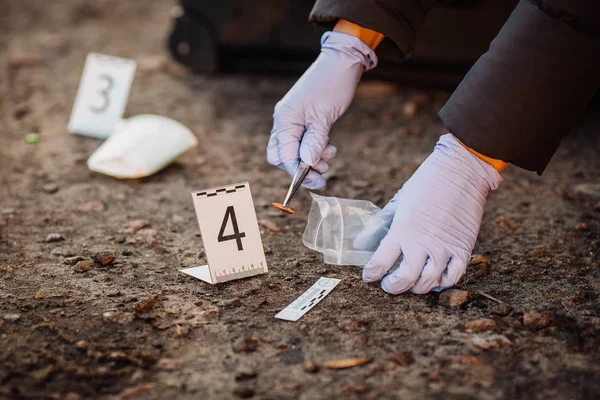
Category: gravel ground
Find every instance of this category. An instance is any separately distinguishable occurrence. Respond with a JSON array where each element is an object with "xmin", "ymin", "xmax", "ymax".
[{"xmin": 1, "ymin": 1, "xmax": 599, "ymax": 399}]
